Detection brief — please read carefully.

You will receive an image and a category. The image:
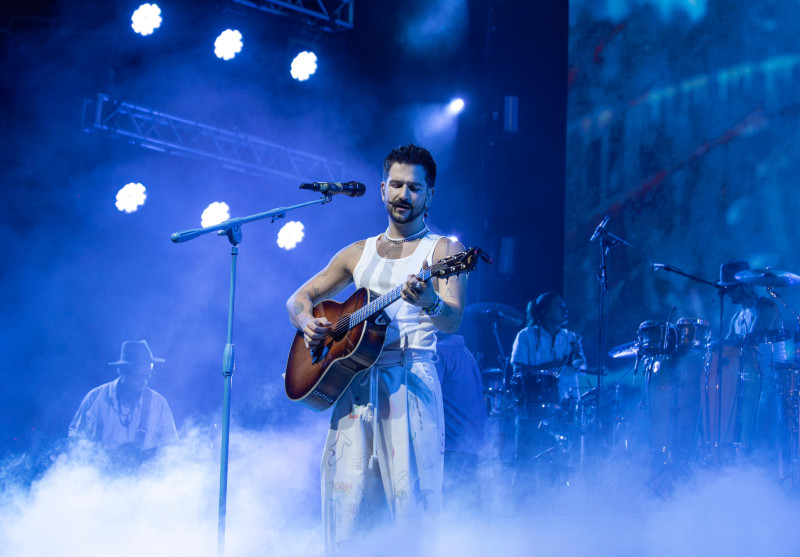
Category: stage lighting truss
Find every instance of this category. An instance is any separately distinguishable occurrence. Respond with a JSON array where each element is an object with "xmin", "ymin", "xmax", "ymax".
[
  {"xmin": 228, "ymin": 0, "xmax": 354, "ymax": 33},
  {"xmin": 82, "ymin": 93, "xmax": 345, "ymax": 182}
]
